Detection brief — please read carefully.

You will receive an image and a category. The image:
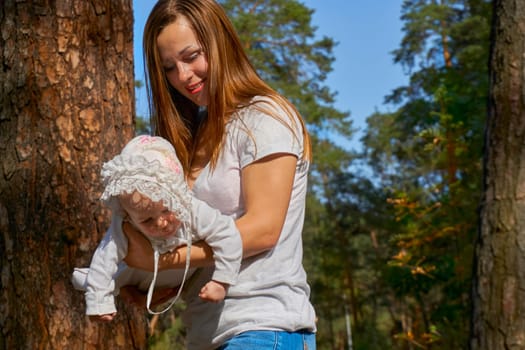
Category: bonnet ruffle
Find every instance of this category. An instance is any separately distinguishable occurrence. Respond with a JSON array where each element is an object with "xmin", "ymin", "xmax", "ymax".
[{"xmin": 100, "ymin": 135, "xmax": 191, "ymax": 223}]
